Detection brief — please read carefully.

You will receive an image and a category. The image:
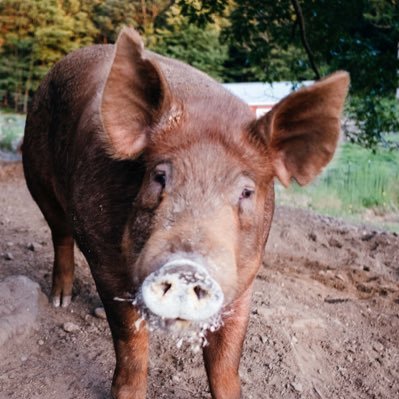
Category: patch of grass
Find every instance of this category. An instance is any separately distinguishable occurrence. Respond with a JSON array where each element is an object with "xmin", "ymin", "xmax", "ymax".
[
  {"xmin": 277, "ymin": 141, "xmax": 399, "ymax": 231},
  {"xmin": 0, "ymin": 111, "xmax": 25, "ymax": 151}
]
